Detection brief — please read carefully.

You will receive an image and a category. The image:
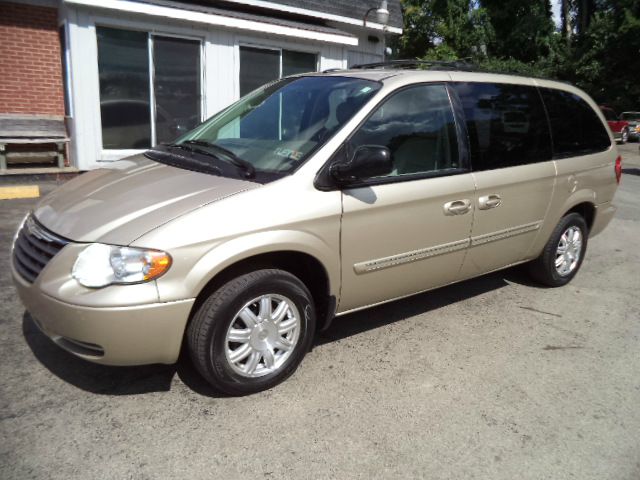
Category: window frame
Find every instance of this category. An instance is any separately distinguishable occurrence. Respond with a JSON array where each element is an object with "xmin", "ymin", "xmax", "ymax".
[
  {"xmin": 538, "ymin": 87, "xmax": 612, "ymax": 160},
  {"xmin": 448, "ymin": 81, "xmax": 554, "ymax": 173},
  {"xmin": 237, "ymin": 42, "xmax": 320, "ymax": 95},
  {"xmin": 95, "ymin": 24, "xmax": 205, "ymax": 150},
  {"xmin": 318, "ymin": 82, "xmax": 469, "ymax": 190}
]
